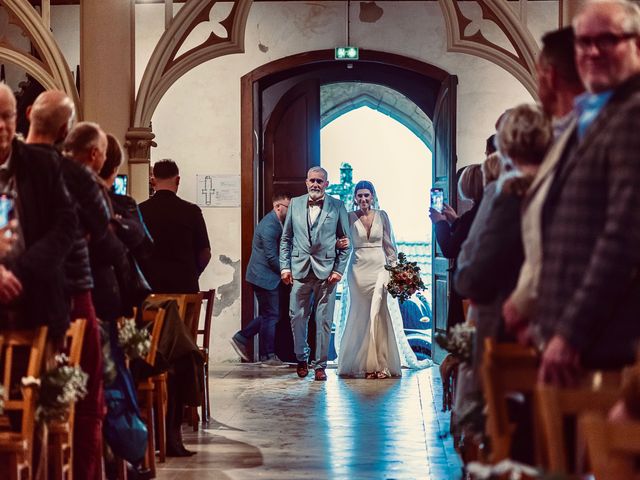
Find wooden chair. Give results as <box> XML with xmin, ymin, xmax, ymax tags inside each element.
<box><xmin>135</xmin><ymin>308</ymin><xmax>166</xmax><ymax>477</ymax></box>
<box><xmin>481</xmin><ymin>338</ymin><xmax>539</xmax><ymax>464</ymax></box>
<box><xmin>197</xmin><ymin>289</ymin><xmax>215</xmax><ymax>425</ymax></box>
<box><xmin>148</xmin><ymin>293</ymin><xmax>204</xmax><ymax>431</ymax></box>
<box><xmin>536</xmin><ymin>371</ymin><xmax>622</xmax><ymax>475</ymax></box>
<box><xmin>0</xmin><ymin>327</ymin><xmax>48</xmax><ymax>480</ymax></box>
<box><xmin>581</xmin><ymin>412</ymin><xmax>640</xmax><ymax>480</ymax></box>
<box><xmin>48</xmin><ymin>319</ymin><xmax>87</xmax><ymax>480</ymax></box>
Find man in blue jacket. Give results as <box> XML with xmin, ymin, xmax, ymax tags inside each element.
<box><xmin>231</xmin><ymin>192</ymin><xmax>291</xmax><ymax>365</ymax></box>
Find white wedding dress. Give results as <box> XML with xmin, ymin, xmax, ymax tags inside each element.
<box><xmin>337</xmin><ymin>209</ymin><xmax>431</xmax><ymax>377</ymax></box>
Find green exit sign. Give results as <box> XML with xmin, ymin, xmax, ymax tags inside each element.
<box><xmin>335</xmin><ymin>46</ymin><xmax>359</xmax><ymax>60</ymax></box>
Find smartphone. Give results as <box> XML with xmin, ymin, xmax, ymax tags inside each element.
<box><xmin>113</xmin><ymin>174</ymin><xmax>128</xmax><ymax>196</ymax></box>
<box><xmin>430</xmin><ymin>188</ymin><xmax>444</xmax><ymax>213</ymax></box>
<box><xmin>0</xmin><ymin>193</ymin><xmax>14</xmax><ymax>228</ymax></box>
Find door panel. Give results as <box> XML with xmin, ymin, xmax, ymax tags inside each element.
<box><xmin>262</xmin><ymin>79</ymin><xmax>320</xmax><ymax>361</ymax></box>
<box><xmin>431</xmin><ymin>74</ymin><xmax>458</xmax><ymax>364</ymax></box>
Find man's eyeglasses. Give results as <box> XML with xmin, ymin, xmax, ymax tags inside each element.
<box><xmin>574</xmin><ymin>32</ymin><xmax>638</xmax><ymax>51</ymax></box>
<box><xmin>0</xmin><ymin>111</ymin><xmax>16</xmax><ymax>122</ymax></box>
<box><xmin>306</xmin><ymin>178</ymin><xmax>325</xmax><ymax>184</ymax></box>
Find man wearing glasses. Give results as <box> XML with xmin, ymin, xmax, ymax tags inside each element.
<box><xmin>231</xmin><ymin>192</ymin><xmax>291</xmax><ymax>365</ymax></box>
<box><xmin>533</xmin><ymin>0</ymin><xmax>640</xmax><ymax>386</ymax></box>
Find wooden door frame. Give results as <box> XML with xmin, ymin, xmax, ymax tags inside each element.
<box><xmin>241</xmin><ymin>49</ymin><xmax>452</xmax><ymax>336</ymax></box>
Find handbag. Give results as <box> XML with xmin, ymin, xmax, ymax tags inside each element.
<box><xmin>103</xmin><ymin>321</ymin><xmax>148</xmax><ymax>464</ymax></box>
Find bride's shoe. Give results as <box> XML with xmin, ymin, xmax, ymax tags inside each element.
<box><xmin>376</xmin><ymin>371</ymin><xmax>389</xmax><ymax>379</ymax></box>
<box><xmin>365</xmin><ymin>372</ymin><xmax>377</xmax><ymax>379</ymax></box>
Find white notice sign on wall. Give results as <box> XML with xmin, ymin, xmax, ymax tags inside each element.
<box><xmin>196</xmin><ymin>175</ymin><xmax>241</xmax><ymax>207</ymax></box>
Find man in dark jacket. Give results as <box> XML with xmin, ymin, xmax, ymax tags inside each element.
<box><xmin>139</xmin><ymin>159</ymin><xmax>211</xmax><ymax>293</ymax></box>
<box><xmin>230</xmin><ymin>193</ymin><xmax>290</xmax><ymax>365</ymax></box>
<box><xmin>0</xmin><ymin>84</ymin><xmax>77</xmax><ymax>339</ymax></box>
<box><xmin>26</xmin><ymin>90</ymin><xmax>110</xmax><ymax>480</ymax></box>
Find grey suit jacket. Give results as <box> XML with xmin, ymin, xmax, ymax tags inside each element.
<box><xmin>279</xmin><ymin>194</ymin><xmax>351</xmax><ymax>280</ymax></box>
<box><xmin>535</xmin><ymin>74</ymin><xmax>640</xmax><ymax>368</ymax></box>
<box><xmin>246</xmin><ymin>210</ymin><xmax>283</xmax><ymax>291</ymax></box>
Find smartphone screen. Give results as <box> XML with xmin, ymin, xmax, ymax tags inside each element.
<box><xmin>113</xmin><ymin>174</ymin><xmax>128</xmax><ymax>195</ymax></box>
<box><xmin>0</xmin><ymin>193</ymin><xmax>14</xmax><ymax>228</ymax></box>
<box><xmin>430</xmin><ymin>188</ymin><xmax>444</xmax><ymax>213</ymax></box>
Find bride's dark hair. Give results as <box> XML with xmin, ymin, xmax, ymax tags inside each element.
<box><xmin>353</xmin><ymin>180</ymin><xmax>378</xmax><ymax>209</ymax></box>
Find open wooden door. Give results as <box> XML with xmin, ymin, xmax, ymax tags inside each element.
<box><xmin>431</xmin><ymin>74</ymin><xmax>458</xmax><ymax>364</ymax></box>
<box><xmin>262</xmin><ymin>79</ymin><xmax>320</xmax><ymax>361</ymax></box>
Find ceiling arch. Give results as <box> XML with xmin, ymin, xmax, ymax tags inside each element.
<box><xmin>0</xmin><ymin>0</ymin><xmax>79</xmax><ymax>114</ymax></box>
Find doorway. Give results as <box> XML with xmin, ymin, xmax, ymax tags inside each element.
<box><xmin>241</xmin><ymin>50</ymin><xmax>457</xmax><ymax>363</ymax></box>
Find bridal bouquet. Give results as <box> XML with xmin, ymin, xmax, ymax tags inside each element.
<box><xmin>118</xmin><ymin>317</ymin><xmax>152</xmax><ymax>360</ymax></box>
<box><xmin>24</xmin><ymin>353</ymin><xmax>89</xmax><ymax>423</ymax></box>
<box><xmin>385</xmin><ymin>252</ymin><xmax>426</xmax><ymax>303</ymax></box>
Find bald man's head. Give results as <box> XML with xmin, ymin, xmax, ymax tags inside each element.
<box><xmin>27</xmin><ymin>90</ymin><xmax>75</xmax><ymax>145</ymax></box>
<box><xmin>0</xmin><ymin>84</ymin><xmax>17</xmax><ymax>162</ymax></box>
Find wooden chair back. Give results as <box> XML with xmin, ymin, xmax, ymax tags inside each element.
<box><xmin>198</xmin><ymin>289</ymin><xmax>215</xmax><ymax>352</ymax></box>
<box><xmin>581</xmin><ymin>412</ymin><xmax>640</xmax><ymax>480</ymax></box>
<box><xmin>48</xmin><ymin>319</ymin><xmax>86</xmax><ymax>480</ymax></box>
<box><xmin>141</xmin><ymin>308</ymin><xmax>166</xmax><ymax>367</ymax></box>
<box><xmin>536</xmin><ymin>371</ymin><xmax>622</xmax><ymax>474</ymax></box>
<box><xmin>181</xmin><ymin>293</ymin><xmax>203</xmax><ymax>341</ymax></box>
<box><xmin>0</xmin><ymin>327</ymin><xmax>48</xmax><ymax>479</ymax></box>
<box><xmin>148</xmin><ymin>293</ymin><xmax>203</xmax><ymax>340</ymax></box>
<box><xmin>64</xmin><ymin>319</ymin><xmax>86</xmax><ymax>367</ymax></box>
<box><xmin>481</xmin><ymin>338</ymin><xmax>539</xmax><ymax>463</ymax></box>
<box><xmin>1</xmin><ymin>327</ymin><xmax>48</xmax><ymax>433</ymax></box>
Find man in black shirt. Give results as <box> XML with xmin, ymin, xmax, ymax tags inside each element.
<box><xmin>140</xmin><ymin>159</ymin><xmax>211</xmax><ymax>293</ymax></box>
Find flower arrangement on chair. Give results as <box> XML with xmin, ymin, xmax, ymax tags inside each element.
<box><xmin>385</xmin><ymin>252</ymin><xmax>426</xmax><ymax>303</ymax></box>
<box><xmin>22</xmin><ymin>354</ymin><xmax>88</xmax><ymax>423</ymax></box>
<box><xmin>118</xmin><ymin>317</ymin><xmax>152</xmax><ymax>360</ymax></box>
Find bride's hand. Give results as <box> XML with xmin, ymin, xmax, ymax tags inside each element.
<box><xmin>336</xmin><ymin>237</ymin><xmax>349</xmax><ymax>250</ymax></box>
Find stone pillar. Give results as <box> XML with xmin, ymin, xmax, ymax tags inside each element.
<box><xmin>125</xmin><ymin>127</ymin><xmax>156</xmax><ymax>203</ymax></box>
<box><xmin>80</xmin><ymin>0</ymin><xmax>134</xmax><ymax>169</ymax></box>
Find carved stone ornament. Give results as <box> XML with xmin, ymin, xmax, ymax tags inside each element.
<box><xmin>133</xmin><ymin>0</ymin><xmax>253</xmax><ymax>129</ymax></box>
<box><xmin>0</xmin><ymin>0</ymin><xmax>80</xmax><ymax>115</ymax></box>
<box><xmin>124</xmin><ymin>127</ymin><xmax>157</xmax><ymax>165</ymax></box>
<box><xmin>438</xmin><ymin>0</ymin><xmax>540</xmax><ymax>99</ymax></box>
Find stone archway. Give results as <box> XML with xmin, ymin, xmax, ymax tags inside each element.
<box><xmin>320</xmin><ymin>82</ymin><xmax>433</xmax><ymax>150</ymax></box>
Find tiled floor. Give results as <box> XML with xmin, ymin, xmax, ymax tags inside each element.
<box><xmin>156</xmin><ymin>364</ymin><xmax>463</xmax><ymax>480</ymax></box>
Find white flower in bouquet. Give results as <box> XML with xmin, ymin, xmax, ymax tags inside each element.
<box><xmin>118</xmin><ymin>317</ymin><xmax>151</xmax><ymax>360</ymax></box>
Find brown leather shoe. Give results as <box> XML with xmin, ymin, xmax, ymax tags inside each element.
<box><xmin>296</xmin><ymin>361</ymin><xmax>309</xmax><ymax>378</ymax></box>
<box><xmin>314</xmin><ymin>368</ymin><xmax>327</xmax><ymax>381</ymax></box>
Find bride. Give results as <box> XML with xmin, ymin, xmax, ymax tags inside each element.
<box><xmin>336</xmin><ymin>180</ymin><xmax>431</xmax><ymax>379</ymax></box>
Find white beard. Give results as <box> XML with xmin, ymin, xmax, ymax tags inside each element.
<box><xmin>308</xmin><ymin>190</ymin><xmax>323</xmax><ymax>200</ymax></box>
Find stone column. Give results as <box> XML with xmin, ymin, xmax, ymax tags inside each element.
<box><xmin>80</xmin><ymin>0</ymin><xmax>135</xmax><ymax>179</ymax></box>
<box><xmin>125</xmin><ymin>127</ymin><xmax>156</xmax><ymax>203</ymax></box>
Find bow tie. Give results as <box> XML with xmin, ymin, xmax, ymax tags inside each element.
<box><xmin>308</xmin><ymin>198</ymin><xmax>324</xmax><ymax>207</ymax></box>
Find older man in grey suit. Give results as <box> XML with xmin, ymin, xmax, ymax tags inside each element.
<box><xmin>534</xmin><ymin>0</ymin><xmax>640</xmax><ymax>386</ymax></box>
<box><xmin>280</xmin><ymin>166</ymin><xmax>351</xmax><ymax>381</ymax></box>
<box><xmin>231</xmin><ymin>192</ymin><xmax>291</xmax><ymax>365</ymax></box>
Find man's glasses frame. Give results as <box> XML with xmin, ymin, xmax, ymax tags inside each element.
<box><xmin>574</xmin><ymin>32</ymin><xmax>638</xmax><ymax>51</ymax></box>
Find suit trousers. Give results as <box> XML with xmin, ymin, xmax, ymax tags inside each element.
<box><xmin>290</xmin><ymin>271</ymin><xmax>337</xmax><ymax>369</ymax></box>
